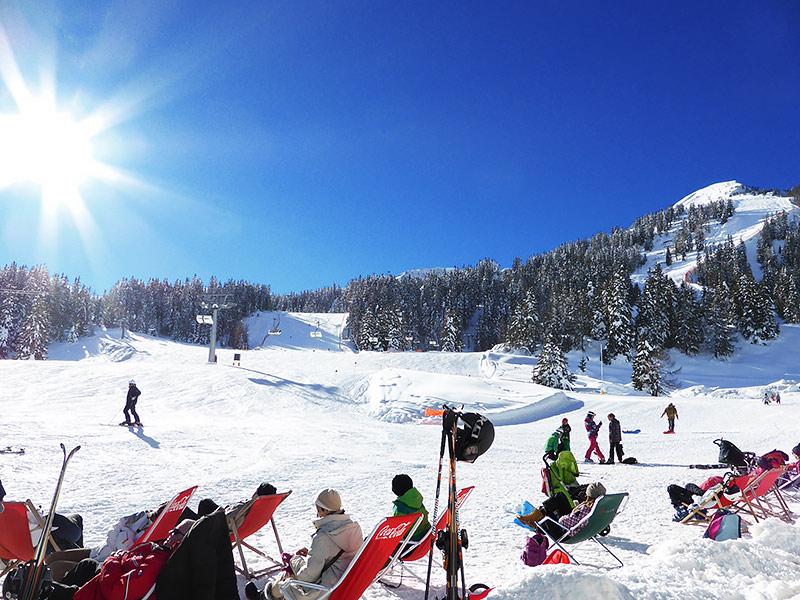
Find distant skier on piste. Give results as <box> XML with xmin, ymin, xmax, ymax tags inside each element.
<box><xmin>661</xmin><ymin>403</ymin><xmax>678</xmax><ymax>433</ymax></box>
<box><xmin>121</xmin><ymin>380</ymin><xmax>142</xmax><ymax>426</ymax></box>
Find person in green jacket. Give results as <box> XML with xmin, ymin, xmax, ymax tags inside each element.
<box><xmin>544</xmin><ymin>420</ymin><xmax>571</xmax><ymax>460</ymax></box>
<box><xmin>391</xmin><ymin>474</ymin><xmax>430</xmax><ymax>541</ymax></box>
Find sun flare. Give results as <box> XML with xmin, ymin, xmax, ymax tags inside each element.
<box><xmin>0</xmin><ymin>97</ymin><xmax>98</xmax><ymax>207</ymax></box>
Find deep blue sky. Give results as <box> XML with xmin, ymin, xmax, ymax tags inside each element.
<box><xmin>0</xmin><ymin>1</ymin><xmax>798</xmax><ymax>293</ymax></box>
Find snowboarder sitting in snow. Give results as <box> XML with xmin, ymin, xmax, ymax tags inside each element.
<box><xmin>245</xmin><ymin>489</ymin><xmax>363</xmax><ymax>600</ymax></box>
<box><xmin>391</xmin><ymin>474</ymin><xmax>430</xmax><ymax>542</ymax></box>
<box><xmin>661</xmin><ymin>403</ymin><xmax>678</xmax><ymax>433</ymax></box>
<box><xmin>122</xmin><ymin>380</ymin><xmax>142</xmax><ymax>426</ymax></box>
<box><xmin>584</xmin><ymin>412</ymin><xmax>605</xmax><ymax>463</ymax></box>
<box><xmin>607</xmin><ymin>414</ymin><xmax>623</xmax><ymax>464</ymax></box>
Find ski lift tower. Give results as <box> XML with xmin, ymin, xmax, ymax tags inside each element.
<box><xmin>199</xmin><ymin>293</ymin><xmax>236</xmax><ymax>364</ymax></box>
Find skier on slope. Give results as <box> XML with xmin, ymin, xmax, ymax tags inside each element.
<box><xmin>121</xmin><ymin>380</ymin><xmax>142</xmax><ymax>426</ymax></box>
<box><xmin>584</xmin><ymin>412</ymin><xmax>605</xmax><ymax>464</ymax></box>
<box><xmin>661</xmin><ymin>403</ymin><xmax>678</xmax><ymax>433</ymax></box>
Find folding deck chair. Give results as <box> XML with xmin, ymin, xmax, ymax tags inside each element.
<box><xmin>679</xmin><ymin>473</ymin><xmax>753</xmax><ymax>525</ymax></box>
<box><xmin>135</xmin><ymin>485</ymin><xmax>197</xmax><ymax>545</ymax></box>
<box><xmin>228</xmin><ymin>491</ymin><xmax>292</xmax><ymax>580</ymax></box>
<box><xmin>521</xmin><ymin>493</ymin><xmax>629</xmax><ymax>567</ymax></box>
<box><xmin>400</xmin><ymin>486</ymin><xmax>474</xmax><ymax>564</ymax></box>
<box><xmin>280</xmin><ymin>513</ymin><xmax>422</xmax><ymax>600</ymax></box>
<box><xmin>0</xmin><ymin>501</ymin><xmax>62</xmax><ymax>578</ymax></box>
<box><xmin>778</xmin><ymin>462</ymin><xmax>800</xmax><ymax>495</ymax></box>
<box><xmin>378</xmin><ymin>486</ymin><xmax>474</xmax><ymax>588</ymax></box>
<box><xmin>730</xmin><ymin>468</ymin><xmax>793</xmax><ymax>523</ymax></box>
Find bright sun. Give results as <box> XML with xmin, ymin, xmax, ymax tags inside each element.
<box><xmin>0</xmin><ymin>98</ymin><xmax>97</xmax><ymax>207</ymax></box>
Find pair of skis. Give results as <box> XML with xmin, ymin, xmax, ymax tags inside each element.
<box><xmin>423</xmin><ymin>407</ymin><xmax>489</xmax><ymax>600</ymax></box>
<box><xmin>17</xmin><ymin>444</ymin><xmax>80</xmax><ymax>600</ymax></box>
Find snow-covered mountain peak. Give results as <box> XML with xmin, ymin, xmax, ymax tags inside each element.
<box><xmin>673</xmin><ymin>180</ymin><xmax>743</xmax><ymax>209</ymax></box>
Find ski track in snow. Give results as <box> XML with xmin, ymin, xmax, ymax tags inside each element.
<box><xmin>1</xmin><ymin>325</ymin><xmax>799</xmax><ymax>599</ymax></box>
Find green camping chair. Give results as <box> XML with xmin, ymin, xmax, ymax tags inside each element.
<box><xmin>534</xmin><ymin>493</ymin><xmax>628</xmax><ymax>567</ymax></box>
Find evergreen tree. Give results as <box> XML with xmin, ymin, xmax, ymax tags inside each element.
<box><xmin>703</xmin><ymin>286</ymin><xmax>735</xmax><ymax>359</ymax></box>
<box><xmin>631</xmin><ymin>337</ymin><xmax>662</xmax><ymax>396</ymax></box>
<box><xmin>506</xmin><ymin>289</ymin><xmax>539</xmax><ymax>352</ymax></box>
<box><xmin>673</xmin><ymin>283</ymin><xmax>703</xmax><ymax>355</ymax></box>
<box><xmin>604</xmin><ymin>266</ymin><xmax>634</xmax><ymax>362</ymax></box>
<box><xmin>440</xmin><ymin>311</ymin><xmax>463</xmax><ymax>352</ymax></box>
<box><xmin>16</xmin><ymin>269</ymin><xmax>50</xmax><ymax>360</ymax></box>
<box><xmin>532</xmin><ymin>335</ymin><xmax>575</xmax><ymax>389</ymax></box>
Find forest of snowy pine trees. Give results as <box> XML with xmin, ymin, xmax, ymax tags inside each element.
<box><xmin>2</xmin><ymin>189</ymin><xmax>800</xmax><ymax>398</ymax></box>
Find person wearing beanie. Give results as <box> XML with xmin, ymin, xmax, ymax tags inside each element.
<box><xmin>792</xmin><ymin>444</ymin><xmax>800</xmax><ymax>460</ymax></box>
<box><xmin>584</xmin><ymin>412</ymin><xmax>605</xmax><ymax>463</ymax></box>
<box><xmin>557</xmin><ymin>481</ymin><xmax>607</xmax><ymax>535</ymax></box>
<box><xmin>391</xmin><ymin>474</ymin><xmax>430</xmax><ymax>542</ymax></box>
<box><xmin>247</xmin><ymin>489</ymin><xmax>363</xmax><ymax>600</ymax></box>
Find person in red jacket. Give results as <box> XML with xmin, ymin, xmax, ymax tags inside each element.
<box><xmin>73</xmin><ymin>520</ymin><xmax>192</xmax><ymax>600</ymax></box>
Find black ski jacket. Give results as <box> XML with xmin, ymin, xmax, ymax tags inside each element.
<box><xmin>127</xmin><ymin>385</ymin><xmax>141</xmax><ymax>402</ymax></box>
<box><xmin>609</xmin><ymin>418</ymin><xmax>622</xmax><ymax>443</ymax></box>
<box><xmin>156</xmin><ymin>510</ymin><xmax>239</xmax><ymax>600</ymax></box>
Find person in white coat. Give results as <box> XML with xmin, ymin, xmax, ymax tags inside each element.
<box><xmin>246</xmin><ymin>489</ymin><xmax>363</xmax><ymax>600</ymax></box>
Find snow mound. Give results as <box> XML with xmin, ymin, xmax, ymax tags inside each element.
<box><xmin>490</xmin><ymin>570</ymin><xmax>636</xmax><ymax>600</ymax></box>
<box><xmin>350</xmin><ymin>367</ymin><xmax>581</xmax><ymax>424</ymax></box>
<box><xmin>48</xmin><ymin>329</ymin><xmax>140</xmax><ymax>362</ymax></box>
<box><xmin>245</xmin><ymin>311</ymin><xmax>353</xmax><ymax>352</ymax></box>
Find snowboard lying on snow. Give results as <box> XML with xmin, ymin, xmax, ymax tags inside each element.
<box><xmin>0</xmin><ymin>446</ymin><xmax>25</xmax><ymax>455</ymax></box>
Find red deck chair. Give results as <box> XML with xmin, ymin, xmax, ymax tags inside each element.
<box><xmin>228</xmin><ymin>491</ymin><xmax>292</xmax><ymax>579</ymax></box>
<box><xmin>731</xmin><ymin>468</ymin><xmax>793</xmax><ymax>523</ymax></box>
<box><xmin>679</xmin><ymin>473</ymin><xmax>753</xmax><ymax>525</ymax></box>
<box><xmin>0</xmin><ymin>501</ymin><xmax>63</xmax><ymax>578</ymax></box>
<box><xmin>401</xmin><ymin>486</ymin><xmax>474</xmax><ymax>563</ymax></box>
<box><xmin>134</xmin><ymin>486</ymin><xmax>197</xmax><ymax>545</ymax></box>
<box><xmin>280</xmin><ymin>513</ymin><xmax>422</xmax><ymax>600</ymax></box>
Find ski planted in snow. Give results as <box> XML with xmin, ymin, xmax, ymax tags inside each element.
<box><xmin>19</xmin><ymin>443</ymin><xmax>80</xmax><ymax>600</ymax></box>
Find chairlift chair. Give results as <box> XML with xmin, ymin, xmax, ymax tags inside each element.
<box><xmin>268</xmin><ymin>317</ymin><xmax>282</xmax><ymax>336</ymax></box>
<box><xmin>310</xmin><ymin>320</ymin><xmax>323</xmax><ymax>338</ymax></box>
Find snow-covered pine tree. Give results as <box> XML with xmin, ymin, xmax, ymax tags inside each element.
<box><xmin>531</xmin><ymin>335</ymin><xmax>575</xmax><ymax>389</ymax></box>
<box><xmin>578</xmin><ymin>356</ymin><xmax>587</xmax><ymax>372</ymax></box>
<box><xmin>703</xmin><ymin>286</ymin><xmax>735</xmax><ymax>358</ymax></box>
<box><xmin>736</xmin><ymin>274</ymin><xmax>779</xmax><ymax>344</ymax></box>
<box><xmin>631</xmin><ymin>336</ymin><xmax>662</xmax><ymax>396</ymax></box>
<box><xmin>506</xmin><ymin>288</ymin><xmax>539</xmax><ymax>352</ymax></box>
<box><xmin>440</xmin><ymin>311</ymin><xmax>463</xmax><ymax>352</ymax></box>
<box><xmin>387</xmin><ymin>308</ymin><xmax>403</xmax><ymax>351</ymax></box>
<box><xmin>16</xmin><ymin>269</ymin><xmax>50</xmax><ymax>360</ymax></box>
<box><xmin>604</xmin><ymin>266</ymin><xmax>634</xmax><ymax>362</ymax></box>
<box><xmin>673</xmin><ymin>282</ymin><xmax>702</xmax><ymax>355</ymax></box>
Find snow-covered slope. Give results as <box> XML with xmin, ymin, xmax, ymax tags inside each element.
<box><xmin>245</xmin><ymin>311</ymin><xmax>354</xmax><ymax>352</ymax></box>
<box><xmin>2</xmin><ymin>334</ymin><xmax>798</xmax><ymax>599</ymax></box>
<box><xmin>632</xmin><ymin>181</ymin><xmax>799</xmax><ymax>287</ymax></box>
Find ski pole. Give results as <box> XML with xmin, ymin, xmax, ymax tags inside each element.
<box><xmin>424</xmin><ymin>408</ymin><xmax>449</xmax><ymax>600</ymax></box>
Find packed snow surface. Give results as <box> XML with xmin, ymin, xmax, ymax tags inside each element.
<box><xmin>2</xmin><ymin>328</ymin><xmax>799</xmax><ymax>599</ymax></box>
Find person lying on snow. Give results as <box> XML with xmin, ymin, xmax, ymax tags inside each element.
<box><xmin>518</xmin><ymin>482</ymin><xmax>608</xmax><ymax>538</ymax></box>
<box><xmin>245</xmin><ymin>489</ymin><xmax>363</xmax><ymax>600</ymax></box>
<box><xmin>667</xmin><ymin>475</ymin><xmax>724</xmax><ymax>519</ymax></box>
